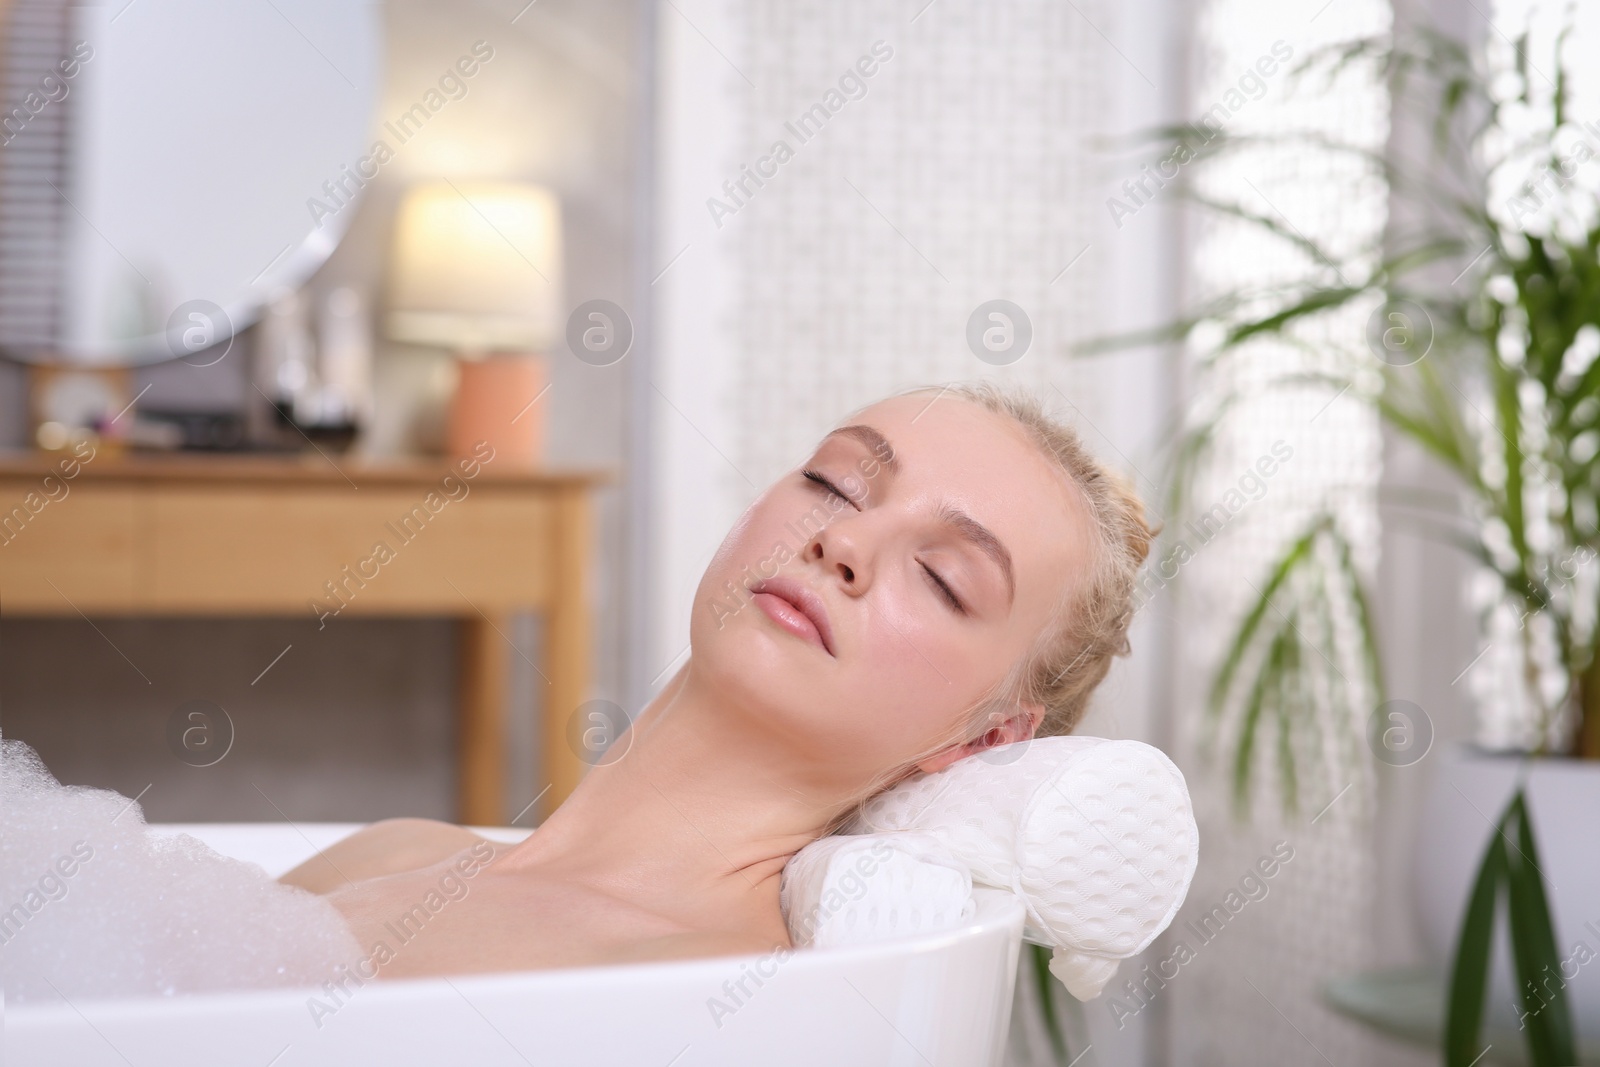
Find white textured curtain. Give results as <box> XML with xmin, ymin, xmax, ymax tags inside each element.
<box><xmin>1162</xmin><ymin>0</ymin><xmax>1402</xmax><ymax>1065</ymax></box>
<box><xmin>1468</xmin><ymin>0</ymin><xmax>1600</xmax><ymax>751</ymax></box>
<box><xmin>652</xmin><ymin>1</ymin><xmax>1174</xmax><ymax>1061</ymax></box>
<box><xmin>651</xmin><ymin>0</ymin><xmax>1169</xmax><ymax>702</ymax></box>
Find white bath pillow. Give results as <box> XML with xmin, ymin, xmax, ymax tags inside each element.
<box><xmin>778</xmin><ymin>735</ymin><xmax>1198</xmax><ymax>1001</ymax></box>
<box><xmin>778</xmin><ymin>831</ymin><xmax>975</xmax><ymax>949</ymax></box>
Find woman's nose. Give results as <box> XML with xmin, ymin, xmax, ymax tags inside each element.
<box><xmin>809</xmin><ymin>539</ymin><xmax>855</xmax><ymax>584</ymax></box>
<box><xmin>809</xmin><ymin>519</ymin><xmax>869</xmax><ymax>593</ymax></box>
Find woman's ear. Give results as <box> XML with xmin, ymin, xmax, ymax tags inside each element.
<box><xmin>911</xmin><ymin>700</ymin><xmax>1045</xmax><ymax>775</ymax></box>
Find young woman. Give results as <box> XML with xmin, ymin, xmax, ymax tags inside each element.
<box><xmin>279</xmin><ymin>381</ymin><xmax>1154</xmax><ymax>979</ymax></box>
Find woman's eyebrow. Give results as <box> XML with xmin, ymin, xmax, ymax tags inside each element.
<box><xmin>823</xmin><ymin>424</ymin><xmax>898</xmax><ymax>475</ymax></box>
<box><xmin>820</xmin><ymin>425</ymin><xmax>1014</xmax><ymax>604</ymax></box>
<box><xmin>937</xmin><ymin>503</ymin><xmax>1015</xmax><ymax>606</ymax></box>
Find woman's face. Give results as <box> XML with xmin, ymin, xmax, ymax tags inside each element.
<box><xmin>689</xmin><ymin>393</ymin><xmax>1092</xmax><ymax>789</ymax></box>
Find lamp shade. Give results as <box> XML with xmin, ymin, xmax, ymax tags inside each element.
<box><xmin>386</xmin><ymin>181</ymin><xmax>563</xmax><ymax>352</ymax></box>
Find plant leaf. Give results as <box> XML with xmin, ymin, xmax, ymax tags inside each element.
<box><xmin>1208</xmin><ymin>518</ymin><xmax>1325</xmax><ymax>719</ymax></box>
<box><xmin>1445</xmin><ymin>816</ymin><xmax>1507</xmax><ymax>1067</ymax></box>
<box><xmin>1233</xmin><ymin>617</ymin><xmax>1291</xmax><ymax>815</ymax></box>
<box><xmin>1504</xmin><ymin>792</ymin><xmax>1578</xmax><ymax>1065</ymax></box>
<box><xmin>1028</xmin><ymin>942</ymin><xmax>1069</xmax><ymax>1063</ymax></box>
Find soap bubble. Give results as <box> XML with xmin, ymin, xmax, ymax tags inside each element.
<box><xmin>1</xmin><ymin>736</ymin><xmax>361</xmax><ymax>1004</ymax></box>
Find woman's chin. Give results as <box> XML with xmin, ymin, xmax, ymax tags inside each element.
<box><xmin>699</xmin><ymin>626</ymin><xmax>815</xmax><ymax>693</ymax></box>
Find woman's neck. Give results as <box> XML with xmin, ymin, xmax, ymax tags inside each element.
<box><xmin>497</xmin><ymin>664</ymin><xmax>843</xmax><ymax>932</ymax></box>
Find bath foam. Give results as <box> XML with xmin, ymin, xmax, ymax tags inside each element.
<box><xmin>1</xmin><ymin>737</ymin><xmax>363</xmax><ymax>1004</ymax></box>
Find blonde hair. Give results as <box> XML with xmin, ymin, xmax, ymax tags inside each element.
<box><xmin>941</xmin><ymin>381</ymin><xmax>1158</xmax><ymax>735</ymax></box>
<box><xmin>820</xmin><ymin>380</ymin><xmax>1158</xmax><ymax>835</ymax></box>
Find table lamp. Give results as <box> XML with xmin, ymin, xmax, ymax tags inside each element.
<box><xmin>387</xmin><ymin>180</ymin><xmax>563</xmax><ymax>465</ymax></box>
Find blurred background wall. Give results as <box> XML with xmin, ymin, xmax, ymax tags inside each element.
<box><xmin>0</xmin><ymin>0</ymin><xmax>645</xmax><ymax>824</ymax></box>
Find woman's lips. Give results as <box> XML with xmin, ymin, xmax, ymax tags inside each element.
<box><xmin>749</xmin><ymin>578</ymin><xmax>835</xmax><ymax>657</ymax></box>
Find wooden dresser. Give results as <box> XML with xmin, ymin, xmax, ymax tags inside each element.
<box><xmin>0</xmin><ymin>449</ymin><xmax>608</xmax><ymax>826</ymax></box>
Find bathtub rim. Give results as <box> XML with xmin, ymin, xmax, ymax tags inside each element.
<box><xmin>8</xmin><ymin>816</ymin><xmax>1027</xmax><ymax>1023</ymax></box>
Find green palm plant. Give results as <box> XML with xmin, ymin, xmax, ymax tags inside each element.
<box><xmin>1067</xmin><ymin>19</ymin><xmax>1597</xmax><ymax>1067</ymax></box>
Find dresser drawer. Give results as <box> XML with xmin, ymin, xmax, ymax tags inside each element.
<box><xmin>0</xmin><ymin>480</ymin><xmax>555</xmax><ymax>615</ymax></box>
<box><xmin>0</xmin><ymin>480</ymin><xmax>139</xmax><ymax>611</ymax></box>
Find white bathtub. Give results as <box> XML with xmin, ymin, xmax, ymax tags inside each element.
<box><xmin>8</xmin><ymin>822</ymin><xmax>1026</xmax><ymax>1067</ymax></box>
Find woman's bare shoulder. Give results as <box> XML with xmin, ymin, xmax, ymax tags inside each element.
<box><xmin>277</xmin><ymin>817</ymin><xmax>500</xmax><ymax>895</ymax></box>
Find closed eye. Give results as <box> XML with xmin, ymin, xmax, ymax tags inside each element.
<box><xmin>801</xmin><ymin>468</ymin><xmax>860</xmax><ymax>509</ymax></box>
<box><xmin>920</xmin><ymin>561</ymin><xmax>966</xmax><ymax>615</ymax></box>
<box><xmin>802</xmin><ymin>466</ymin><xmax>966</xmax><ymax>614</ymax></box>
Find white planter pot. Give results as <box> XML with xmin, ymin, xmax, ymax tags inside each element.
<box><xmin>1415</xmin><ymin>743</ymin><xmax>1600</xmax><ymax>1033</ymax></box>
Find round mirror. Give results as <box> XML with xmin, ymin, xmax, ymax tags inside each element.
<box><xmin>0</xmin><ymin>0</ymin><xmax>382</xmax><ymax>366</ymax></box>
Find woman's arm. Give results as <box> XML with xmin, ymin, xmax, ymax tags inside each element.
<box><xmin>277</xmin><ymin>818</ymin><xmax>497</xmax><ymax>894</ymax></box>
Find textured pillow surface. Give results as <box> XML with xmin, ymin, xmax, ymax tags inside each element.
<box><xmin>779</xmin><ymin>735</ymin><xmax>1198</xmax><ymax>1000</ymax></box>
